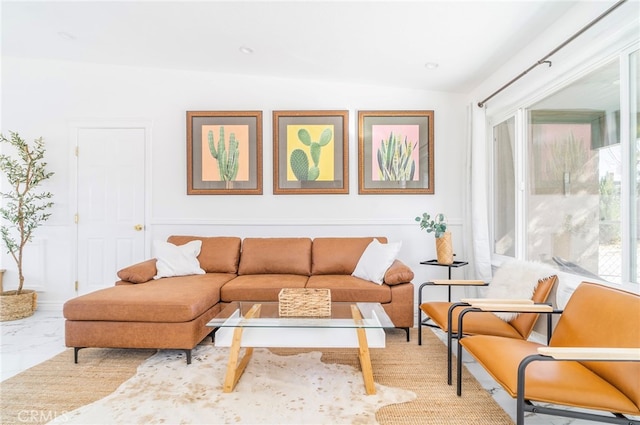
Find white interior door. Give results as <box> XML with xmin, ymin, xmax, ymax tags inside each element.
<box><xmin>76</xmin><ymin>127</ymin><xmax>146</xmax><ymax>294</ymax></box>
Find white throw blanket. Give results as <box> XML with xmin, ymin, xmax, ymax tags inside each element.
<box><xmin>485</xmin><ymin>260</ymin><xmax>556</xmax><ymax>321</ymax></box>
<box><xmin>49</xmin><ymin>345</ymin><xmax>416</xmax><ymax>425</ymax></box>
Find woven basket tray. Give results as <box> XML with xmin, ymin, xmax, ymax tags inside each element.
<box><xmin>278</xmin><ymin>288</ymin><xmax>331</xmax><ymax>317</ymax></box>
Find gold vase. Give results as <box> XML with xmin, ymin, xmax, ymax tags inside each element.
<box><xmin>435</xmin><ymin>232</ymin><xmax>454</xmax><ymax>264</ymax></box>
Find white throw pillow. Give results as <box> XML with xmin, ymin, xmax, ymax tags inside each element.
<box><xmin>352</xmin><ymin>239</ymin><xmax>402</xmax><ymax>284</ymax></box>
<box><xmin>485</xmin><ymin>260</ymin><xmax>555</xmax><ymax>321</ymax></box>
<box><xmin>153</xmin><ymin>240</ymin><xmax>205</xmax><ymax>279</ymax></box>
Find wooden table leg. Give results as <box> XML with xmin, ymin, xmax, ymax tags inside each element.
<box><xmin>223</xmin><ymin>304</ymin><xmax>261</xmax><ymax>393</ymax></box>
<box><xmin>351</xmin><ymin>304</ymin><xmax>376</xmax><ymax>395</ymax></box>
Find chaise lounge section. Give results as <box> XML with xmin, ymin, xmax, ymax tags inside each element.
<box><xmin>64</xmin><ymin>236</ymin><xmax>415</xmax><ymax>363</ymax></box>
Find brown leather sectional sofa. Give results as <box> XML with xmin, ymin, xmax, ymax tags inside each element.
<box><xmin>64</xmin><ymin>236</ymin><xmax>415</xmax><ymax>363</ymax></box>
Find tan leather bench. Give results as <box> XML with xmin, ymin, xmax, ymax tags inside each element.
<box><xmin>420</xmin><ymin>274</ymin><xmax>557</xmax><ymax>389</ymax></box>
<box><xmin>460</xmin><ymin>282</ymin><xmax>640</xmax><ymax>425</ymax></box>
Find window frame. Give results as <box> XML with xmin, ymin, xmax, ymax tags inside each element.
<box><xmin>487</xmin><ymin>45</ymin><xmax>639</xmax><ymax>290</ymax></box>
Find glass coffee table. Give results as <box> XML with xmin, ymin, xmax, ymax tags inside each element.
<box><xmin>207</xmin><ymin>302</ymin><xmax>395</xmax><ymax>395</ymax></box>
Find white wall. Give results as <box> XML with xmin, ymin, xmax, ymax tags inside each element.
<box><xmin>4</xmin><ymin>1</ymin><xmax>637</xmax><ymax>314</ymax></box>
<box><xmin>1</xmin><ymin>56</ymin><xmax>470</xmax><ymax>310</ymax></box>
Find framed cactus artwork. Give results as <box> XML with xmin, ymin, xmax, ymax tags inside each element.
<box><xmin>358</xmin><ymin>110</ymin><xmax>434</xmax><ymax>194</ymax></box>
<box><xmin>186</xmin><ymin>111</ymin><xmax>262</xmax><ymax>194</ymax></box>
<box><xmin>273</xmin><ymin>110</ymin><xmax>349</xmax><ymax>194</ymax></box>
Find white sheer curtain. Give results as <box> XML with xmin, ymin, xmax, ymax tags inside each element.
<box><xmin>463</xmin><ymin>103</ymin><xmax>492</xmax><ymax>284</ymax></box>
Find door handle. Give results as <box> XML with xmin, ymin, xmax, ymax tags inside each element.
<box><xmin>134</xmin><ymin>224</ymin><xmax>144</xmax><ymax>231</ymax></box>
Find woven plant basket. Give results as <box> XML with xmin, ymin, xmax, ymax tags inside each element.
<box><xmin>0</xmin><ymin>289</ymin><xmax>37</xmax><ymax>321</ymax></box>
<box><xmin>435</xmin><ymin>232</ymin><xmax>454</xmax><ymax>265</ymax></box>
<box><xmin>278</xmin><ymin>288</ymin><xmax>331</xmax><ymax>317</ymax></box>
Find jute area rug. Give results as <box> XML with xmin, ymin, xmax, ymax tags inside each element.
<box><xmin>0</xmin><ymin>328</ymin><xmax>514</xmax><ymax>425</ymax></box>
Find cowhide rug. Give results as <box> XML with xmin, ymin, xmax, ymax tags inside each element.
<box><xmin>49</xmin><ymin>345</ymin><xmax>416</xmax><ymax>424</ymax></box>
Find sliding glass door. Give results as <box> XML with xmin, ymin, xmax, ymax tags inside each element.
<box><xmin>491</xmin><ymin>49</ymin><xmax>639</xmax><ymax>286</ymax></box>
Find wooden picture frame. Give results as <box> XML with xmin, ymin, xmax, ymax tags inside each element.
<box><xmin>186</xmin><ymin>111</ymin><xmax>262</xmax><ymax>195</ymax></box>
<box><xmin>273</xmin><ymin>110</ymin><xmax>349</xmax><ymax>194</ymax></box>
<box><xmin>358</xmin><ymin>110</ymin><xmax>434</xmax><ymax>194</ymax></box>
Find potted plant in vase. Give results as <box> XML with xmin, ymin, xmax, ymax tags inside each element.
<box><xmin>0</xmin><ymin>132</ymin><xmax>54</xmax><ymax>321</ymax></box>
<box><xmin>415</xmin><ymin>212</ymin><xmax>453</xmax><ymax>264</ymax></box>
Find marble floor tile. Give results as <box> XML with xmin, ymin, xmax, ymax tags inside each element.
<box><xmin>1</xmin><ymin>309</ymin><xmax>66</xmax><ymax>382</ymax></box>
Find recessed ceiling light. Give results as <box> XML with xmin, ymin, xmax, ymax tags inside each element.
<box><xmin>239</xmin><ymin>46</ymin><xmax>254</xmax><ymax>54</ymax></box>
<box><xmin>425</xmin><ymin>62</ymin><xmax>439</xmax><ymax>70</ymax></box>
<box><xmin>57</xmin><ymin>31</ymin><xmax>76</xmax><ymax>41</ymax></box>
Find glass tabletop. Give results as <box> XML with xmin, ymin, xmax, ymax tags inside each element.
<box><xmin>206</xmin><ymin>301</ymin><xmax>395</xmax><ymax>329</ymax></box>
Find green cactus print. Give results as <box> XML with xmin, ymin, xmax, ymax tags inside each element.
<box><xmin>290</xmin><ymin>149</ymin><xmax>310</xmax><ymax>181</ymax></box>
<box><xmin>289</xmin><ymin>127</ymin><xmax>332</xmax><ymax>181</ymax></box>
<box><xmin>208</xmin><ymin>127</ymin><xmax>239</xmax><ymax>181</ymax></box>
<box><xmin>376</xmin><ymin>132</ymin><xmax>416</xmax><ymax>181</ymax></box>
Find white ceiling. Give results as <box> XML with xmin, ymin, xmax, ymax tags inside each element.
<box><xmin>1</xmin><ymin>0</ymin><xmax>614</xmax><ymax>93</ymax></box>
